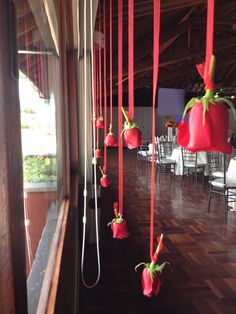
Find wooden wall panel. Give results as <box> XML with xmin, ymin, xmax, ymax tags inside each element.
<box><xmin>0</xmin><ymin>1</ymin><xmax>27</xmax><ymax>313</ymax></box>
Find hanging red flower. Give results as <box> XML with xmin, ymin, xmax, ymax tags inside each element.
<box><xmin>104</xmin><ymin>132</ymin><xmax>118</xmax><ymax>147</ymax></box>
<box><xmin>99</xmin><ymin>166</ymin><xmax>109</xmax><ymax>188</ymax></box>
<box><xmin>178</xmin><ymin>55</ymin><xmax>235</xmax><ymax>153</ymax></box>
<box><xmin>135</xmin><ymin>235</ymin><xmax>168</xmax><ymax>297</ymax></box>
<box><xmin>121</xmin><ymin>107</ymin><xmax>142</xmax><ymax>149</ymax></box>
<box><xmin>95</xmin><ymin>148</ymin><xmax>101</xmax><ymax>159</ymax></box>
<box><xmin>96</xmin><ymin>116</ymin><xmax>105</xmax><ymax>129</ymax></box>
<box><xmin>107</xmin><ymin>202</ymin><xmax>129</xmax><ymax>239</ymax></box>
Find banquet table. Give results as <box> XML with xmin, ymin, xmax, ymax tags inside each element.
<box><xmin>169</xmin><ymin>147</ymin><xmax>208</xmax><ymax>175</ymax></box>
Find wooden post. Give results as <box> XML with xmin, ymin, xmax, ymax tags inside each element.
<box><xmin>0</xmin><ymin>1</ymin><xmax>27</xmax><ymax>313</ymax></box>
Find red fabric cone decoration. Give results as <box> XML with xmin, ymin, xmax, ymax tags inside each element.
<box><xmin>178</xmin><ymin>55</ymin><xmax>235</xmax><ymax>153</ymax></box>
<box><xmin>96</xmin><ymin>116</ymin><xmax>104</xmax><ymax>129</ymax></box>
<box><xmin>95</xmin><ymin>148</ymin><xmax>101</xmax><ymax>159</ymax></box>
<box><xmin>135</xmin><ymin>235</ymin><xmax>168</xmax><ymax>297</ymax></box>
<box><xmin>107</xmin><ymin>202</ymin><xmax>129</xmax><ymax>239</ymax></box>
<box><xmin>121</xmin><ymin>107</ymin><xmax>142</xmax><ymax>149</ymax></box>
<box><xmin>99</xmin><ymin>166</ymin><xmax>109</xmax><ymax>188</ymax></box>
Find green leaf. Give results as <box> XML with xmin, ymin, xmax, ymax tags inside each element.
<box><xmin>135</xmin><ymin>262</ymin><xmax>146</xmax><ymax>272</ymax></box>
<box><xmin>182</xmin><ymin>98</ymin><xmax>198</xmax><ymax>120</ymax></box>
<box><xmin>154</xmin><ymin>261</ymin><xmax>169</xmax><ymax>273</ymax></box>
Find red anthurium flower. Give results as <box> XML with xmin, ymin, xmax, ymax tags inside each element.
<box><xmin>104</xmin><ymin>132</ymin><xmax>118</xmax><ymax>147</ymax></box>
<box><xmin>121</xmin><ymin>107</ymin><xmax>142</xmax><ymax>149</ymax></box>
<box><xmin>107</xmin><ymin>203</ymin><xmax>129</xmax><ymax>239</ymax></box>
<box><xmin>96</xmin><ymin>116</ymin><xmax>105</xmax><ymax>129</ymax></box>
<box><xmin>95</xmin><ymin>148</ymin><xmax>101</xmax><ymax>159</ymax></box>
<box><xmin>135</xmin><ymin>235</ymin><xmax>168</xmax><ymax>298</ymax></box>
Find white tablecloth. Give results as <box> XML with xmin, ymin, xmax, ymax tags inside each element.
<box><xmin>169</xmin><ymin>147</ymin><xmax>208</xmax><ymax>175</ymax></box>
<box><xmin>227</xmin><ymin>158</ymin><xmax>236</xmax><ymax>210</ymax></box>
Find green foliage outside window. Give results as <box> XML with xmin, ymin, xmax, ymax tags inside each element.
<box><xmin>23</xmin><ymin>155</ymin><xmax>57</xmax><ymax>183</ymax></box>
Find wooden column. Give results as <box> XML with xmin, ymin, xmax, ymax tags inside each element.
<box><xmin>0</xmin><ymin>1</ymin><xmax>27</xmax><ymax>313</ymax></box>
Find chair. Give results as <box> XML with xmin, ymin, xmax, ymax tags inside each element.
<box><xmin>159</xmin><ymin>141</ymin><xmax>173</xmax><ymax>158</ymax></box>
<box><xmin>207</xmin><ymin>154</ymin><xmax>236</xmax><ymax>220</ymax></box>
<box><xmin>207</xmin><ymin>152</ymin><xmax>224</xmax><ymax>180</ymax></box>
<box><xmin>155</xmin><ymin>144</ymin><xmax>176</xmax><ymax>180</ymax></box>
<box><xmin>137</xmin><ymin>142</ymin><xmax>148</xmax><ymax>162</ymax></box>
<box><xmin>181</xmin><ymin>148</ymin><xmax>206</xmax><ymax>186</ymax></box>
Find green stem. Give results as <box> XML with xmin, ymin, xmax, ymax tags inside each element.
<box><xmin>99</xmin><ymin>166</ymin><xmax>104</xmax><ymax>176</ymax></box>
<box><xmin>121</xmin><ymin>107</ymin><xmax>129</xmax><ymax>122</ymax></box>
<box><xmin>204</xmin><ymin>89</ymin><xmax>214</xmax><ymax>99</ymax></box>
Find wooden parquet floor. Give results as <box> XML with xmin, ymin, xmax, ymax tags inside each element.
<box><xmin>79</xmin><ymin>149</ymin><xmax>236</xmax><ymax>314</ymax></box>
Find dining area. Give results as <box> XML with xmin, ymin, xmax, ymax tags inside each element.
<box><xmin>137</xmin><ymin>137</ymin><xmax>236</xmax><ymax>220</ymax></box>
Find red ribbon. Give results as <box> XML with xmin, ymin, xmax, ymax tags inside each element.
<box><xmin>109</xmin><ymin>0</ymin><xmax>113</xmax><ymax>129</ymax></box>
<box><xmin>103</xmin><ymin>0</ymin><xmax>107</xmax><ymax>173</ymax></box>
<box><xmin>99</xmin><ymin>4</ymin><xmax>103</xmax><ymax>117</ymax></box>
<box><xmin>150</xmin><ymin>0</ymin><xmax>160</xmax><ymax>260</ymax></box>
<box><xmin>128</xmin><ymin>0</ymin><xmax>134</xmax><ymax>121</ymax></box>
<box><xmin>118</xmin><ymin>0</ymin><xmax>123</xmax><ymax>215</ymax></box>
<box><xmin>196</xmin><ymin>0</ymin><xmax>215</xmax><ymax>90</ymax></box>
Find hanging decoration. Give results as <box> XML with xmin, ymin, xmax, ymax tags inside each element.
<box><xmin>178</xmin><ymin>0</ymin><xmax>235</xmax><ymax>153</ymax></box>
<box><xmin>107</xmin><ymin>202</ymin><xmax>129</xmax><ymax>239</ymax></box>
<box><xmin>135</xmin><ymin>235</ymin><xmax>167</xmax><ymax>297</ymax></box>
<box><xmin>96</xmin><ymin>4</ymin><xmax>104</xmax><ymax>129</ymax></box>
<box><xmin>121</xmin><ymin>107</ymin><xmax>142</xmax><ymax>149</ymax></box>
<box><xmin>135</xmin><ymin>0</ymin><xmax>167</xmax><ymax>297</ymax></box>
<box><xmin>108</xmin><ymin>0</ymin><xmax>129</xmax><ymax>239</ymax></box>
<box><xmin>121</xmin><ymin>0</ymin><xmax>142</xmax><ymax>150</ymax></box>
<box><xmin>104</xmin><ymin>0</ymin><xmax>118</xmax><ymax>147</ymax></box>
<box><xmin>99</xmin><ymin>166</ymin><xmax>109</xmax><ymax>188</ymax></box>
<box><xmin>95</xmin><ymin>147</ymin><xmax>102</xmax><ymax>159</ymax></box>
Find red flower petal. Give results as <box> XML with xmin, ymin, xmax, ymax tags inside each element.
<box><xmin>100</xmin><ymin>176</ymin><xmax>109</xmax><ymax>188</ymax></box>
<box><xmin>104</xmin><ymin>134</ymin><xmax>118</xmax><ymax>147</ymax></box>
<box><xmin>142</xmin><ymin>268</ymin><xmax>162</xmax><ymax>297</ymax></box>
<box><xmin>179</xmin><ymin>102</ymin><xmax>232</xmax><ymax>153</ymax></box>
<box><xmin>96</xmin><ymin>119</ymin><xmax>105</xmax><ymax>129</ymax></box>
<box><xmin>95</xmin><ymin>149</ymin><xmax>101</xmax><ymax>159</ymax></box>
<box><xmin>124</xmin><ymin>127</ymin><xmax>142</xmax><ymax>149</ymax></box>
<box><xmin>111</xmin><ymin>220</ymin><xmax>129</xmax><ymax>239</ymax></box>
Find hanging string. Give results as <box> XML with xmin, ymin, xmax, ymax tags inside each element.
<box><xmin>109</xmin><ymin>0</ymin><xmax>113</xmax><ymax>130</ymax></box>
<box><xmin>99</xmin><ymin>4</ymin><xmax>103</xmax><ymax>117</ymax></box>
<box><xmin>204</xmin><ymin>0</ymin><xmax>215</xmax><ymax>89</ymax></box>
<box><xmin>150</xmin><ymin>0</ymin><xmax>160</xmax><ymax>260</ymax></box>
<box><xmin>118</xmin><ymin>0</ymin><xmax>123</xmax><ymax>215</ymax></box>
<box><xmin>81</xmin><ymin>0</ymin><xmax>101</xmax><ymax>288</ymax></box>
<box><xmin>103</xmin><ymin>0</ymin><xmax>107</xmax><ymax>172</ymax></box>
<box><xmin>93</xmin><ymin>45</ymin><xmax>97</xmax><ymax>119</ymax></box>
<box><xmin>128</xmin><ymin>0</ymin><xmax>134</xmax><ymax>120</ymax></box>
